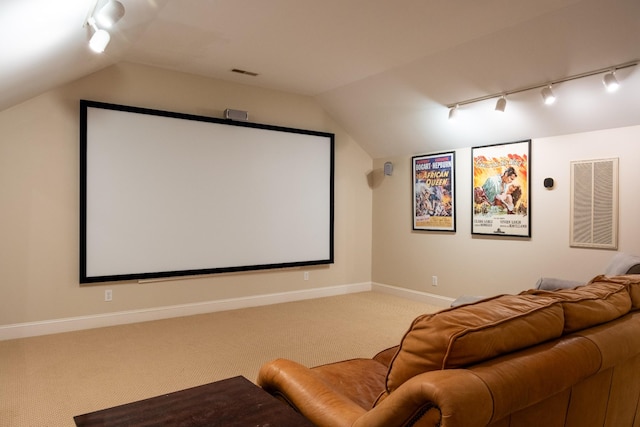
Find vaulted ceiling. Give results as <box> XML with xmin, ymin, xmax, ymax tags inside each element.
<box><xmin>2</xmin><ymin>0</ymin><xmax>639</xmax><ymax>158</ymax></box>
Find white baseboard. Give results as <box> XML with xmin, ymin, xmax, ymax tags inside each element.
<box><xmin>371</xmin><ymin>282</ymin><xmax>454</xmax><ymax>307</ymax></box>
<box><xmin>0</xmin><ymin>282</ymin><xmax>372</xmax><ymax>341</ymax></box>
<box><xmin>0</xmin><ymin>282</ymin><xmax>451</xmax><ymax>341</ymax></box>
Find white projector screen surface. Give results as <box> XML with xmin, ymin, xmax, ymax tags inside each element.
<box><xmin>80</xmin><ymin>100</ymin><xmax>334</xmax><ymax>284</ymax></box>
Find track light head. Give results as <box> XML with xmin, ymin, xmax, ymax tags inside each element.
<box><xmin>603</xmin><ymin>71</ymin><xmax>619</xmax><ymax>92</ymax></box>
<box><xmin>495</xmin><ymin>96</ymin><xmax>507</xmax><ymax>112</ymax></box>
<box><xmin>541</xmin><ymin>85</ymin><xmax>556</xmax><ymax>105</ymax></box>
<box><xmin>85</xmin><ymin>0</ymin><xmax>125</xmax><ymax>53</ymax></box>
<box><xmin>89</xmin><ymin>28</ymin><xmax>111</xmax><ymax>53</ymax></box>
<box><xmin>95</xmin><ymin>0</ymin><xmax>125</xmax><ymax>28</ymax></box>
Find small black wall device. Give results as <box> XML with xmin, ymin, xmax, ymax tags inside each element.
<box><xmin>544</xmin><ymin>177</ymin><xmax>554</xmax><ymax>188</ymax></box>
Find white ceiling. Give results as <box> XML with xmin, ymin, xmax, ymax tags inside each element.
<box><xmin>1</xmin><ymin>0</ymin><xmax>639</xmax><ymax>159</ymax></box>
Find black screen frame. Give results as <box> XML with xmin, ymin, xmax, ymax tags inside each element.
<box><xmin>79</xmin><ymin>100</ymin><xmax>334</xmax><ymax>284</ymax></box>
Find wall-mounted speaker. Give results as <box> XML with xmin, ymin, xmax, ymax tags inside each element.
<box><xmin>384</xmin><ymin>162</ymin><xmax>393</xmax><ymax>176</ymax></box>
<box><xmin>224</xmin><ymin>108</ymin><xmax>249</xmax><ymax>121</ymax></box>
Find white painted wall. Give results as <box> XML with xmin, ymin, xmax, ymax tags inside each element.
<box><xmin>372</xmin><ymin>126</ymin><xmax>640</xmax><ymax>298</ymax></box>
<box><xmin>0</xmin><ymin>63</ymin><xmax>373</xmax><ymax>328</ymax></box>
<box><xmin>1</xmin><ymin>60</ymin><xmax>639</xmax><ymax>335</ymax></box>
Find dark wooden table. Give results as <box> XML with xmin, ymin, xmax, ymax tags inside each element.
<box><xmin>74</xmin><ymin>376</ymin><xmax>315</xmax><ymax>426</ymax></box>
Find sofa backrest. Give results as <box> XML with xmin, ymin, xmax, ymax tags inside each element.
<box><xmin>383</xmin><ymin>277</ymin><xmax>635</xmax><ymax>397</ymax></box>
<box><xmin>384</xmin><ymin>294</ymin><xmax>565</xmax><ymax>394</ymax></box>
<box><xmin>521</xmin><ymin>280</ymin><xmax>632</xmax><ymax>333</ymax></box>
<box><xmin>589</xmin><ymin>274</ymin><xmax>640</xmax><ymax>310</ymax></box>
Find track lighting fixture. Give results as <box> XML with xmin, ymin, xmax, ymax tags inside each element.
<box><xmin>445</xmin><ymin>60</ymin><xmax>637</xmax><ymax>119</ymax></box>
<box><xmin>541</xmin><ymin>85</ymin><xmax>556</xmax><ymax>105</ymax></box>
<box><xmin>86</xmin><ymin>0</ymin><xmax>125</xmax><ymax>53</ymax></box>
<box><xmin>88</xmin><ymin>17</ymin><xmax>110</xmax><ymax>53</ymax></box>
<box><xmin>602</xmin><ymin>71</ymin><xmax>619</xmax><ymax>92</ymax></box>
<box><xmin>94</xmin><ymin>0</ymin><xmax>125</xmax><ymax>28</ymax></box>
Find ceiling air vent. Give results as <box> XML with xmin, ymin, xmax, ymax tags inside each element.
<box><xmin>231</xmin><ymin>68</ymin><xmax>259</xmax><ymax>77</ymax></box>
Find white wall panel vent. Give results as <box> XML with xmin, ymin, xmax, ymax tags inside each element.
<box><xmin>570</xmin><ymin>158</ymin><xmax>618</xmax><ymax>249</ymax></box>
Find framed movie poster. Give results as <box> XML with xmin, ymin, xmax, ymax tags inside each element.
<box><xmin>413</xmin><ymin>152</ymin><xmax>456</xmax><ymax>231</ymax></box>
<box><xmin>472</xmin><ymin>140</ymin><xmax>530</xmax><ymax>237</ymax></box>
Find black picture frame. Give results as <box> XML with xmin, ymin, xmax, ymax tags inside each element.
<box><xmin>471</xmin><ymin>140</ymin><xmax>531</xmax><ymax>237</ymax></box>
<box><xmin>412</xmin><ymin>151</ymin><xmax>456</xmax><ymax>232</ymax></box>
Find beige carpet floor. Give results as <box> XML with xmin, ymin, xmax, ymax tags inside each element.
<box><xmin>0</xmin><ymin>291</ymin><xmax>440</xmax><ymax>427</ymax></box>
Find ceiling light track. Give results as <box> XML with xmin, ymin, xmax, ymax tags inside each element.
<box><xmin>446</xmin><ymin>60</ymin><xmax>638</xmax><ymax>113</ymax></box>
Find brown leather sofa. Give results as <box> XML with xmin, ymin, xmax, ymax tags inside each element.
<box><xmin>258</xmin><ymin>274</ymin><xmax>640</xmax><ymax>427</ymax></box>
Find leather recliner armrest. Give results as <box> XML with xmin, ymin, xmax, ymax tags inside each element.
<box><xmin>352</xmin><ymin>369</ymin><xmax>494</xmax><ymax>427</ymax></box>
<box><xmin>257</xmin><ymin>358</ymin><xmax>366</xmax><ymax>427</ymax></box>
<box><xmin>372</xmin><ymin>345</ymin><xmax>399</xmax><ymax>367</ymax></box>
<box><xmin>258</xmin><ymin>360</ymin><xmax>494</xmax><ymax>427</ymax></box>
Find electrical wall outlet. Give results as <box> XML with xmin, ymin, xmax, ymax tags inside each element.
<box><xmin>304</xmin><ymin>271</ymin><xmax>309</xmax><ymax>281</ymax></box>
<box><xmin>432</xmin><ymin>276</ymin><xmax>438</xmax><ymax>286</ymax></box>
<box><xmin>104</xmin><ymin>289</ymin><xmax>113</xmax><ymax>302</ymax></box>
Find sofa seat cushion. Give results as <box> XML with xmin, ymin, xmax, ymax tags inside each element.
<box><xmin>522</xmin><ymin>280</ymin><xmax>632</xmax><ymax>333</ymax></box>
<box><xmin>311</xmin><ymin>358</ymin><xmax>388</xmax><ymax>410</ymax></box>
<box><xmin>385</xmin><ymin>294</ymin><xmax>565</xmax><ymax>393</ymax></box>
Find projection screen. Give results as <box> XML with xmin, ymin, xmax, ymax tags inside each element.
<box><xmin>80</xmin><ymin>100</ymin><xmax>334</xmax><ymax>284</ymax></box>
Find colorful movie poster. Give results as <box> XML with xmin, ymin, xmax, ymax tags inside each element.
<box><xmin>412</xmin><ymin>152</ymin><xmax>455</xmax><ymax>231</ymax></box>
<box><xmin>471</xmin><ymin>140</ymin><xmax>531</xmax><ymax>237</ymax></box>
